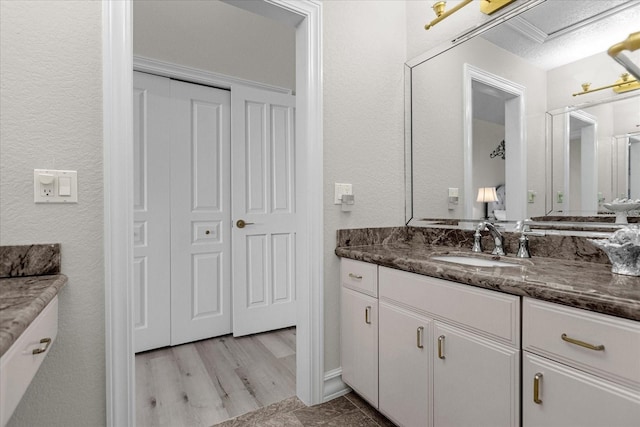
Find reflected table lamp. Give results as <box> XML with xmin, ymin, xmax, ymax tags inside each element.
<box><xmin>477</xmin><ymin>187</ymin><xmax>498</xmax><ymax>220</ymax></box>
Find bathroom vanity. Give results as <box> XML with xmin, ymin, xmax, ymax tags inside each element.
<box><xmin>0</xmin><ymin>245</ymin><xmax>66</xmax><ymax>426</ymax></box>
<box><xmin>337</xmin><ymin>227</ymin><xmax>640</xmax><ymax>427</ymax></box>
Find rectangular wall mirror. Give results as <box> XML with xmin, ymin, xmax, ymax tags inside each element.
<box><xmin>406</xmin><ymin>0</ymin><xmax>640</xmax><ymax>227</ymax></box>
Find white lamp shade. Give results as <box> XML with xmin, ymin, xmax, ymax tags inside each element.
<box><xmin>477</xmin><ymin>187</ymin><xmax>498</xmax><ymax>203</ymax></box>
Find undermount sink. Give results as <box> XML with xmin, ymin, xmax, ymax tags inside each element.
<box><xmin>431</xmin><ymin>255</ymin><xmax>520</xmax><ymax>268</ymax></box>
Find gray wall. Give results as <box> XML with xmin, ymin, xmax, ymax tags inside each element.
<box><xmin>322</xmin><ymin>0</ymin><xmax>407</xmax><ymax>372</ymax></box>
<box><xmin>133</xmin><ymin>0</ymin><xmax>296</xmax><ymax>91</ymax></box>
<box><xmin>0</xmin><ymin>1</ymin><xmax>407</xmax><ymax>425</ymax></box>
<box><xmin>0</xmin><ymin>1</ymin><xmax>105</xmax><ymax>426</ymax></box>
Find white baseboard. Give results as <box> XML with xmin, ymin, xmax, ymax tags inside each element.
<box><xmin>323</xmin><ymin>368</ymin><xmax>351</xmax><ymax>402</ymax></box>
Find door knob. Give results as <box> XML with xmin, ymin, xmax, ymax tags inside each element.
<box><xmin>236</xmin><ymin>219</ymin><xmax>255</xmax><ymax>229</ymax></box>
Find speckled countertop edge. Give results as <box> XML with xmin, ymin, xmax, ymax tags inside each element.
<box><xmin>336</xmin><ymin>244</ymin><xmax>640</xmax><ymax>322</ymax></box>
<box><xmin>0</xmin><ymin>274</ymin><xmax>68</xmax><ymax>357</ymax></box>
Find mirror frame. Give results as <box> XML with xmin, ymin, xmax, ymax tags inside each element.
<box><xmin>405</xmin><ymin>0</ymin><xmax>639</xmax><ymax>232</ymax></box>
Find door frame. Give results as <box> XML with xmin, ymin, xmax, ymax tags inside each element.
<box><xmin>563</xmin><ymin>109</ymin><xmax>598</xmax><ymax>214</ymax></box>
<box><xmin>102</xmin><ymin>1</ymin><xmax>324</xmax><ymax>425</ymax></box>
<box><xmin>463</xmin><ymin>63</ymin><xmax>527</xmax><ymax>221</ymax></box>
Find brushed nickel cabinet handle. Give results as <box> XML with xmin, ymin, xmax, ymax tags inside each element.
<box><xmin>561</xmin><ymin>333</ymin><xmax>605</xmax><ymax>351</ymax></box>
<box><xmin>417</xmin><ymin>326</ymin><xmax>424</xmax><ymax>349</ymax></box>
<box><xmin>32</xmin><ymin>338</ymin><xmax>52</xmax><ymax>355</ymax></box>
<box><xmin>437</xmin><ymin>335</ymin><xmax>445</xmax><ymax>359</ymax></box>
<box><xmin>533</xmin><ymin>373</ymin><xmax>543</xmax><ymax>404</ymax></box>
<box><xmin>348</xmin><ymin>273</ymin><xmax>363</xmax><ymax>280</ymax></box>
<box><xmin>365</xmin><ymin>306</ymin><xmax>372</xmax><ymax>324</ymax></box>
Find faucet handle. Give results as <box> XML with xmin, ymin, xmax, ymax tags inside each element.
<box><xmin>472</xmin><ymin>230</ymin><xmax>483</xmax><ymax>253</ymax></box>
<box><xmin>516</xmin><ymin>233</ymin><xmax>531</xmax><ymax>258</ymax></box>
<box><xmin>515</xmin><ymin>219</ymin><xmax>532</xmax><ymax>232</ymax></box>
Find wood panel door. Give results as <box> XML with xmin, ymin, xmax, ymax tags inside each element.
<box><xmin>133</xmin><ymin>71</ymin><xmax>172</xmax><ymax>353</ymax></box>
<box><xmin>231</xmin><ymin>85</ymin><xmax>297</xmax><ymax>337</ymax></box>
<box><xmin>170</xmin><ymin>80</ymin><xmax>232</xmax><ymax>346</ymax></box>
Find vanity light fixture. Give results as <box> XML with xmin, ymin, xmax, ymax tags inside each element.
<box><xmin>477</xmin><ymin>187</ymin><xmax>498</xmax><ymax>220</ymax></box>
<box><xmin>573</xmin><ymin>73</ymin><xmax>639</xmax><ymax>97</ymax></box>
<box><xmin>608</xmin><ymin>31</ymin><xmax>640</xmax><ymax>80</ymax></box>
<box><xmin>425</xmin><ymin>0</ymin><xmax>516</xmax><ymax>30</ymax></box>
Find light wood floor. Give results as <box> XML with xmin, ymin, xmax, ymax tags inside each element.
<box><xmin>136</xmin><ymin>327</ymin><xmax>296</xmax><ymax>427</ymax></box>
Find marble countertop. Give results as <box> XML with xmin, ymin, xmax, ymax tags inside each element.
<box><xmin>336</xmin><ymin>243</ymin><xmax>640</xmax><ymax>322</ymax></box>
<box><xmin>0</xmin><ymin>274</ymin><xmax>67</xmax><ymax>357</ymax></box>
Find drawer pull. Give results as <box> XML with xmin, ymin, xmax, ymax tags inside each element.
<box><xmin>533</xmin><ymin>373</ymin><xmax>543</xmax><ymax>404</ymax></box>
<box><xmin>348</xmin><ymin>273</ymin><xmax>363</xmax><ymax>280</ymax></box>
<box><xmin>32</xmin><ymin>338</ymin><xmax>52</xmax><ymax>355</ymax></box>
<box><xmin>437</xmin><ymin>335</ymin><xmax>445</xmax><ymax>359</ymax></box>
<box><xmin>365</xmin><ymin>306</ymin><xmax>372</xmax><ymax>324</ymax></box>
<box><xmin>417</xmin><ymin>326</ymin><xmax>424</xmax><ymax>349</ymax></box>
<box><xmin>561</xmin><ymin>333</ymin><xmax>605</xmax><ymax>351</ymax></box>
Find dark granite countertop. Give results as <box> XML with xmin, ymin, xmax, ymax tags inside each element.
<box><xmin>0</xmin><ymin>275</ymin><xmax>67</xmax><ymax>357</ymax></box>
<box><xmin>336</xmin><ymin>243</ymin><xmax>640</xmax><ymax>322</ymax></box>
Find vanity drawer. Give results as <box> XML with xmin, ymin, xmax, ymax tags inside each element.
<box><xmin>523</xmin><ymin>297</ymin><xmax>640</xmax><ymax>388</ymax></box>
<box><xmin>341</xmin><ymin>259</ymin><xmax>378</xmax><ymax>297</ymax></box>
<box><xmin>0</xmin><ymin>296</ymin><xmax>59</xmax><ymax>427</ymax></box>
<box><xmin>379</xmin><ymin>267</ymin><xmax>520</xmax><ymax>346</ymax></box>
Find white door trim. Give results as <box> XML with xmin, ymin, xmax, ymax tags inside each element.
<box><xmin>563</xmin><ymin>109</ymin><xmax>598</xmax><ymax>214</ymax></box>
<box><xmin>103</xmin><ymin>1</ymin><xmax>324</xmax><ymax>425</ymax></box>
<box><xmin>463</xmin><ymin>63</ymin><xmax>527</xmax><ymax>221</ymax></box>
<box><xmin>133</xmin><ymin>56</ymin><xmax>293</xmax><ymax>95</ymax></box>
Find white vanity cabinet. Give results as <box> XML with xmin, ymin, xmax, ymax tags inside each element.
<box><xmin>432</xmin><ymin>321</ymin><xmax>519</xmax><ymax>427</ymax></box>
<box><xmin>379</xmin><ymin>301</ymin><xmax>431</xmax><ymax>427</ymax></box>
<box><xmin>522</xmin><ymin>298</ymin><xmax>640</xmax><ymax>427</ymax></box>
<box><xmin>1</xmin><ymin>296</ymin><xmax>59</xmax><ymax>427</ymax></box>
<box><xmin>340</xmin><ymin>259</ymin><xmax>379</xmax><ymax>408</ymax></box>
<box><xmin>376</xmin><ymin>265</ymin><xmax>520</xmax><ymax>427</ymax></box>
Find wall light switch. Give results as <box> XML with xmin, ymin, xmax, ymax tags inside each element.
<box><xmin>334</xmin><ymin>183</ymin><xmax>353</xmax><ymax>204</ymax></box>
<box><xmin>59</xmin><ymin>176</ymin><xmax>72</xmax><ymax>196</ymax></box>
<box><xmin>34</xmin><ymin>169</ymin><xmax>78</xmax><ymax>203</ymax></box>
<box><xmin>527</xmin><ymin>190</ymin><xmax>536</xmax><ymax>204</ymax></box>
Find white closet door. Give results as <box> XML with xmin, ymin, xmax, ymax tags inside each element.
<box><xmin>231</xmin><ymin>85</ymin><xmax>297</xmax><ymax>337</ymax></box>
<box><xmin>170</xmin><ymin>80</ymin><xmax>232</xmax><ymax>346</ymax></box>
<box><xmin>133</xmin><ymin>71</ymin><xmax>172</xmax><ymax>353</ymax></box>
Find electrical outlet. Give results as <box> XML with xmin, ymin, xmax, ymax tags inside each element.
<box><xmin>34</xmin><ymin>169</ymin><xmax>78</xmax><ymax>203</ymax></box>
<box><xmin>334</xmin><ymin>183</ymin><xmax>353</xmax><ymax>204</ymax></box>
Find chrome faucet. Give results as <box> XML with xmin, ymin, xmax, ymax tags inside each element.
<box><xmin>515</xmin><ymin>219</ymin><xmax>531</xmax><ymax>258</ymax></box>
<box><xmin>472</xmin><ymin>221</ymin><xmax>505</xmax><ymax>256</ymax></box>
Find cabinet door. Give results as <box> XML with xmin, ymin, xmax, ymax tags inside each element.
<box><xmin>523</xmin><ymin>353</ymin><xmax>640</xmax><ymax>427</ymax></box>
<box><xmin>433</xmin><ymin>322</ymin><xmax>519</xmax><ymax>427</ymax></box>
<box><xmin>379</xmin><ymin>302</ymin><xmax>431</xmax><ymax>427</ymax></box>
<box><xmin>341</xmin><ymin>287</ymin><xmax>378</xmax><ymax>407</ymax></box>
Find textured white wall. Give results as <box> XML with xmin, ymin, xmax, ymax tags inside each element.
<box><xmin>547</xmin><ymin>50</ymin><xmax>640</xmax><ymax>111</ymax></box>
<box><xmin>133</xmin><ymin>0</ymin><xmax>296</xmax><ymax>91</ymax></box>
<box><xmin>323</xmin><ymin>0</ymin><xmax>406</xmax><ymax>372</ymax></box>
<box><xmin>0</xmin><ymin>1</ymin><xmax>105</xmax><ymax>426</ymax></box>
<box><xmin>411</xmin><ymin>37</ymin><xmax>548</xmax><ymax>220</ymax></box>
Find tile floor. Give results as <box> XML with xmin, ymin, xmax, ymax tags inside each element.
<box><xmin>213</xmin><ymin>392</ymin><xmax>397</xmax><ymax>426</ymax></box>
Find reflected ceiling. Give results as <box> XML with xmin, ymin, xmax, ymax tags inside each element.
<box><xmin>481</xmin><ymin>0</ymin><xmax>640</xmax><ymax>69</ymax></box>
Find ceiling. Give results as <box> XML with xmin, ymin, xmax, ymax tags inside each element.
<box><xmin>481</xmin><ymin>0</ymin><xmax>640</xmax><ymax>70</ymax></box>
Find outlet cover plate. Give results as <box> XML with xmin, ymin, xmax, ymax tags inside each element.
<box><xmin>34</xmin><ymin>169</ymin><xmax>78</xmax><ymax>203</ymax></box>
<box><xmin>334</xmin><ymin>183</ymin><xmax>353</xmax><ymax>204</ymax></box>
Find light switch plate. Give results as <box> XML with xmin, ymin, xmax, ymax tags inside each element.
<box><xmin>334</xmin><ymin>183</ymin><xmax>353</xmax><ymax>204</ymax></box>
<box><xmin>34</xmin><ymin>169</ymin><xmax>78</xmax><ymax>203</ymax></box>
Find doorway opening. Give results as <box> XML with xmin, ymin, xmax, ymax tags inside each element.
<box><xmin>102</xmin><ymin>1</ymin><xmax>323</xmax><ymax>425</ymax></box>
<box><xmin>463</xmin><ymin>64</ymin><xmax>527</xmax><ymax>221</ymax></box>
<box><xmin>565</xmin><ymin>110</ymin><xmax>598</xmax><ymax>214</ymax></box>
